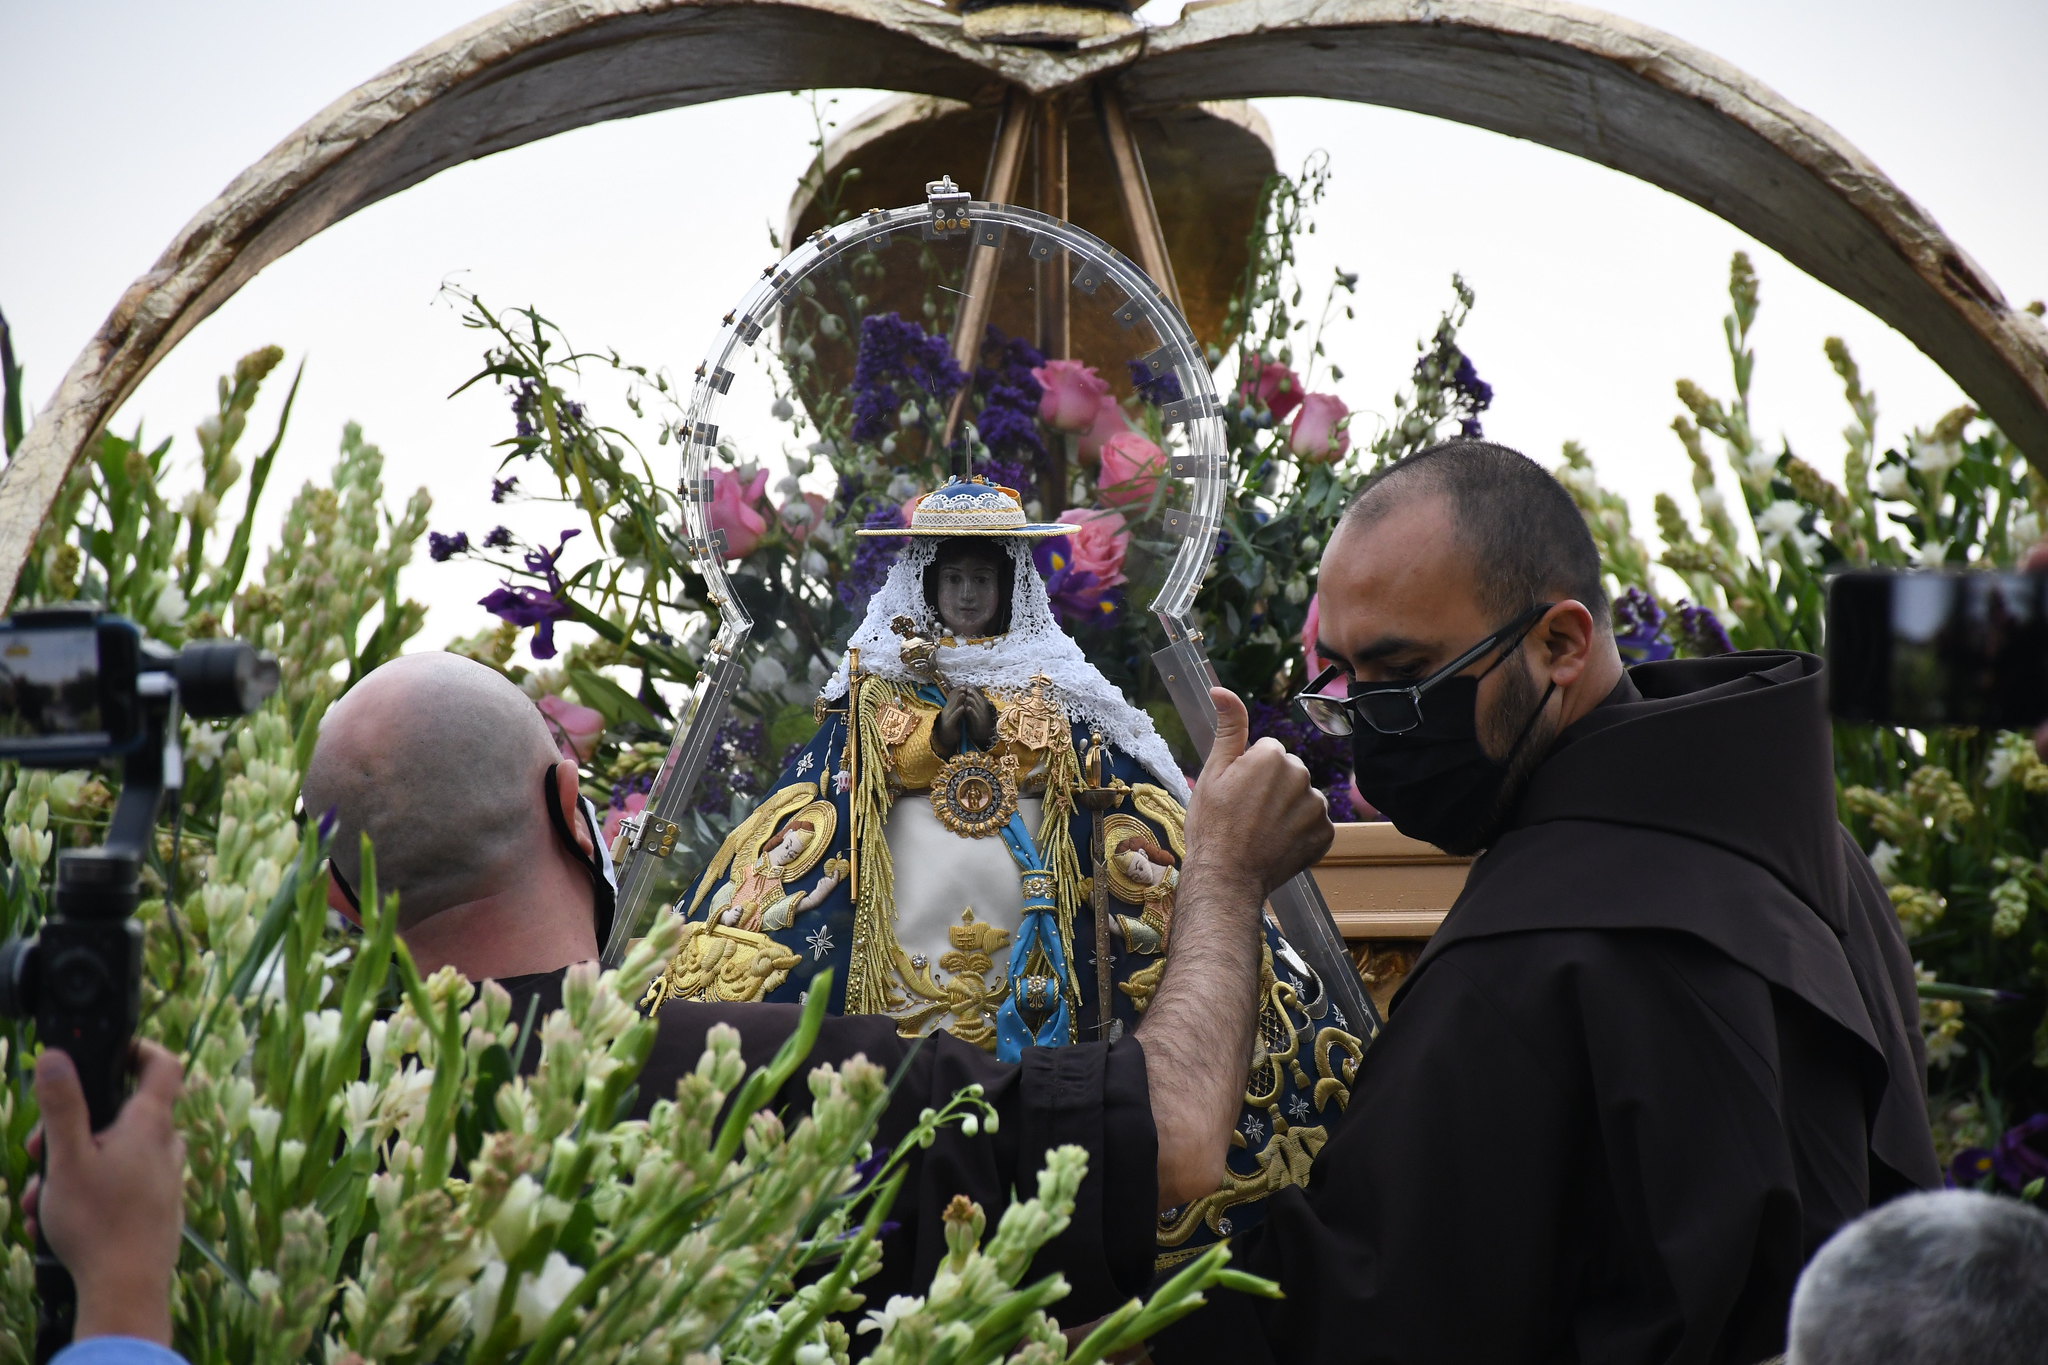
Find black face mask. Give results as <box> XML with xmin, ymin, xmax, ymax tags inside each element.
<box><xmin>1349</xmin><ymin>671</ymin><xmax>1555</xmax><ymax>855</ymax></box>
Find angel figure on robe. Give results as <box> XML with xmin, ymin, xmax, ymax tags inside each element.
<box><xmin>646</xmin><ymin>475</ymin><xmax>1367</xmax><ymax>1265</ymax></box>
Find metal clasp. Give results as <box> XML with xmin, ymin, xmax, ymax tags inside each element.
<box><xmin>617</xmin><ymin>811</ymin><xmax>681</xmax><ymax>859</ymax></box>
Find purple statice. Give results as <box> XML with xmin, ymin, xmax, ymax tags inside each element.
<box><xmin>1128</xmin><ymin>357</ymin><xmax>1184</xmax><ymax>407</ymax></box>
<box><xmin>492</xmin><ymin>476</ymin><xmax>519</xmax><ymax>503</ymax></box>
<box><xmin>479</xmin><ymin>528</ymin><xmax>580</xmax><ymax>659</ymax></box>
<box><xmin>686</xmin><ymin>716</ymin><xmax>769</xmax><ymax>819</ymax></box>
<box><xmin>837</xmin><ymin>505</ymin><xmax>905</xmax><ymax>614</ymax></box>
<box><xmin>850</xmin><ymin>313</ymin><xmax>965</xmax><ymax>443</ymax></box>
<box><xmin>483</xmin><ymin>525</ymin><xmax>513</xmax><ymax>549</ymax></box>
<box><xmin>1612</xmin><ymin>587</ymin><xmax>1674</xmax><ymax>663</ymax></box>
<box><xmin>609</xmin><ymin>772</ymin><xmax>654</xmax><ymax>813</ymax></box>
<box><xmin>1674</xmin><ymin>599</ymin><xmax>1735</xmax><ymax>656</ymax></box>
<box><xmin>982</xmin><ymin>456</ymin><xmax>1034</xmax><ymax>499</ymax></box>
<box><xmin>1245</xmin><ymin>699</ymin><xmax>1357</xmax><ymax>822</ymax></box>
<box><xmin>510</xmin><ymin>379</ymin><xmax>541</xmax><ymax>440</ymax></box>
<box><xmin>1032</xmin><ymin>537</ymin><xmax>1119</xmax><ymax>628</ymax></box>
<box><xmin>1448</xmin><ymin>352</ymin><xmax>1493</xmax><ymax>439</ymax></box>
<box><xmin>970</xmin><ymin>326</ymin><xmax>1047</xmax><ymax>466</ymax></box>
<box><xmin>428</xmin><ymin>530</ymin><xmax>471</xmax><ymax>563</ymax></box>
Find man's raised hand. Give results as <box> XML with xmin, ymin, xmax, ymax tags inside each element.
<box><xmin>1185</xmin><ymin>686</ymin><xmax>1334</xmax><ymax>898</ymax></box>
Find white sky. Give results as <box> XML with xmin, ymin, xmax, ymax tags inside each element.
<box><xmin>4</xmin><ymin>0</ymin><xmax>2044</xmax><ymax>651</ymax></box>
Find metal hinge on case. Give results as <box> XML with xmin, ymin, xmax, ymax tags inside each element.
<box><xmin>616</xmin><ymin>811</ymin><xmax>681</xmax><ymax>858</ymax></box>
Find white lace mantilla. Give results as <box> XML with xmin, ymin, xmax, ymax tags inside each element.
<box><xmin>822</xmin><ymin>538</ymin><xmax>1192</xmax><ymax>801</ymax></box>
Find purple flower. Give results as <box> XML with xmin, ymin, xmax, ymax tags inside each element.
<box><xmin>1245</xmin><ymin>699</ymin><xmax>1354</xmax><ymax>817</ymax></box>
<box><xmin>685</xmin><ymin>717</ymin><xmax>769</xmax><ymax>820</ymax></box>
<box><xmin>1450</xmin><ymin>354</ymin><xmax>1493</xmax><ymax>411</ymax></box>
<box><xmin>972</xmin><ymin>327</ymin><xmax>1047</xmax><ymax>465</ymax></box>
<box><xmin>837</xmin><ymin>506</ymin><xmax>905</xmax><ymax>614</ymax></box>
<box><xmin>1991</xmin><ymin>1113</ymin><xmax>2048</xmax><ymax>1192</ymax></box>
<box><xmin>1674</xmin><ymin>600</ymin><xmax>1735</xmax><ymax>656</ymax></box>
<box><xmin>316</xmin><ymin>804</ymin><xmax>340</xmax><ymax>842</ymax></box>
<box><xmin>1948</xmin><ymin>1146</ymin><xmax>1997</xmax><ymax>1189</ymax></box>
<box><xmin>1612</xmin><ymin>587</ymin><xmax>1674</xmax><ymax>663</ymax></box>
<box><xmin>428</xmin><ymin>530</ymin><xmax>471</xmax><ymax>562</ymax></box>
<box><xmin>492</xmin><ymin>476</ymin><xmax>519</xmax><ymax>503</ymax></box>
<box><xmin>484</xmin><ymin>526</ymin><xmax>513</xmax><ymax>549</ymax></box>
<box><xmin>850</xmin><ymin>313</ymin><xmax>965</xmax><ymax>444</ymax></box>
<box><xmin>609</xmin><ymin>772</ymin><xmax>655</xmax><ymax>811</ymax></box>
<box><xmin>511</xmin><ymin>379</ymin><xmax>541</xmax><ymax>441</ymax></box>
<box><xmin>480</xmin><ymin>528</ymin><xmax>581</xmax><ymax>659</ymax></box>
<box><xmin>1129</xmin><ymin>357</ymin><xmax>1184</xmax><ymax>406</ymax></box>
<box><xmin>1032</xmin><ymin>537</ymin><xmax>1119</xmax><ymax>627</ymax></box>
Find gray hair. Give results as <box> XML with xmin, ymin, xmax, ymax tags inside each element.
<box><xmin>1787</xmin><ymin>1189</ymin><xmax>2048</xmax><ymax>1365</ymax></box>
<box><xmin>303</xmin><ymin>652</ymin><xmax>562</xmax><ymax>926</ymax></box>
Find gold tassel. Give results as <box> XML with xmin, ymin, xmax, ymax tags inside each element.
<box><xmin>847</xmin><ymin>675</ymin><xmax>905</xmax><ymax>1015</ymax></box>
<box><xmin>1036</xmin><ymin>728</ymin><xmax>1086</xmax><ymax>1009</ymax></box>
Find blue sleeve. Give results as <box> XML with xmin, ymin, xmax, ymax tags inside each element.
<box><xmin>51</xmin><ymin>1339</ymin><xmax>189</xmax><ymax>1365</ymax></box>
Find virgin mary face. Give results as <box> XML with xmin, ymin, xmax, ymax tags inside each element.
<box><xmin>930</xmin><ymin>544</ymin><xmax>1006</xmax><ymax>637</ymax></box>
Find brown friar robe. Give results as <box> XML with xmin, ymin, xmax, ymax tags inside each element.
<box><xmin>495</xmin><ymin>972</ymin><xmax>1159</xmax><ymax>1322</ymax></box>
<box><xmin>1152</xmin><ymin>651</ymin><xmax>1940</xmax><ymax>1365</ymax></box>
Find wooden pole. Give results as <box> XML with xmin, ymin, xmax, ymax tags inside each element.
<box><xmin>941</xmin><ymin>86</ymin><xmax>1031</xmax><ymax>463</ymax></box>
<box><xmin>1092</xmin><ymin>81</ymin><xmax>1183</xmax><ymax>314</ymax></box>
<box><xmin>1033</xmin><ymin>94</ymin><xmax>1071</xmax><ymax>511</ymax></box>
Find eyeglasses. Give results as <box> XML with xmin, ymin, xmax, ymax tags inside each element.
<box><xmin>1295</xmin><ymin>602</ymin><xmax>1553</xmax><ymax>737</ymax></box>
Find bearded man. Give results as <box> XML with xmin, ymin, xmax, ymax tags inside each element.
<box><xmin>1151</xmin><ymin>440</ymin><xmax>1940</xmax><ymax>1365</ymax></box>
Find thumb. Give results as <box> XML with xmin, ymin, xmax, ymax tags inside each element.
<box><xmin>1208</xmin><ymin>687</ymin><xmax>1250</xmax><ymax>768</ymax></box>
<box><xmin>33</xmin><ymin>1049</ymin><xmax>90</xmax><ymax>1169</ymax></box>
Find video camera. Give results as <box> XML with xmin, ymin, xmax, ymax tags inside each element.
<box><xmin>0</xmin><ymin>604</ymin><xmax>277</xmax><ymax>1359</ymax></box>
<box><xmin>1828</xmin><ymin>571</ymin><xmax>2048</xmax><ymax>730</ymax></box>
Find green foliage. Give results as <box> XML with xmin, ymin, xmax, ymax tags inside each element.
<box><xmin>1562</xmin><ymin>255</ymin><xmax>2048</xmax><ymax>1154</ymax></box>
<box><xmin>0</xmin><ymin>347</ymin><xmax>1260</xmax><ymax>1363</ymax></box>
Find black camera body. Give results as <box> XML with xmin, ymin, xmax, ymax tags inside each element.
<box><xmin>0</xmin><ymin>604</ymin><xmax>277</xmax><ymax>1358</ymax></box>
<box><xmin>1827</xmin><ymin>570</ymin><xmax>2048</xmax><ymax>731</ymax></box>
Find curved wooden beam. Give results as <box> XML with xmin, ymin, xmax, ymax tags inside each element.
<box><xmin>8</xmin><ymin>0</ymin><xmax>2044</xmax><ymax>598</ymax></box>
<box><xmin>1130</xmin><ymin>0</ymin><xmax>2048</xmax><ymax>463</ymax></box>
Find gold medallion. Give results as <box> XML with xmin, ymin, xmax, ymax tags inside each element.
<box><xmin>997</xmin><ymin>675</ymin><xmax>1066</xmax><ymax>752</ymax></box>
<box><xmin>932</xmin><ymin>751</ymin><xmax>1021</xmax><ymax>837</ymax></box>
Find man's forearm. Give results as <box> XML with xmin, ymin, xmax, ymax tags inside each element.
<box><xmin>1136</xmin><ymin>855</ymin><xmax>1265</xmax><ymax>1209</ymax></box>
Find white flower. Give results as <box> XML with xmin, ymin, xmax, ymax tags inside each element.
<box><xmin>1915</xmin><ymin>539</ymin><xmax>1950</xmax><ymax>570</ymax></box>
<box><xmin>1741</xmin><ymin>448</ymin><xmax>1780</xmax><ymax>487</ymax></box>
<box><xmin>185</xmin><ymin>724</ymin><xmax>227</xmax><ymax>770</ymax></box>
<box><xmin>301</xmin><ymin>1008</ymin><xmax>343</xmax><ymax>1062</ymax></box>
<box><xmin>1874</xmin><ymin>464</ymin><xmax>1912</xmax><ymax>501</ymax></box>
<box><xmin>885</xmin><ymin>472</ymin><xmax>921</xmax><ymax>502</ymax></box>
<box><xmin>1697</xmin><ymin>485</ymin><xmax>1727</xmax><ymax>519</ymax></box>
<box><xmin>1868</xmin><ymin>841</ymin><xmax>1902</xmax><ymax>885</ymax></box>
<box><xmin>514</xmin><ymin>1253</ymin><xmax>585</xmax><ymax>1337</ymax></box>
<box><xmin>248</xmin><ymin>1104</ymin><xmax>281</xmax><ymax>1153</ymax></box>
<box><xmin>1925</xmin><ymin>1025</ymin><xmax>1967</xmax><ymax>1069</ymax></box>
<box><xmin>771</xmin><ymin>397</ymin><xmax>795</xmax><ymax>421</ymax></box>
<box><xmin>1910</xmin><ymin>438</ymin><xmax>1964</xmax><ymax>477</ymax></box>
<box><xmin>796</xmin><ymin>1342</ymin><xmax>830</xmax><ymax>1365</ymax></box>
<box><xmin>1755</xmin><ymin>500</ymin><xmax>1820</xmax><ymax>562</ymax></box>
<box><xmin>468</xmin><ymin>1259</ymin><xmax>509</xmax><ymax>1333</ymax></box>
<box><xmin>856</xmin><ymin>1294</ymin><xmax>925</xmax><ymax>1336</ymax></box>
<box><xmin>1987</xmin><ymin>746</ymin><xmax>2020</xmax><ymax>790</ymax></box>
<box><xmin>2014</xmin><ymin>510</ymin><xmax>2043</xmax><ymax>549</ymax></box>
<box><xmin>800</xmin><ymin>549</ymin><xmax>828</xmax><ymax>580</ymax></box>
<box><xmin>750</xmin><ymin>656</ymin><xmax>788</xmax><ymax>693</ymax></box>
<box><xmin>149</xmin><ymin>581</ymin><xmax>189</xmax><ymax>632</ymax></box>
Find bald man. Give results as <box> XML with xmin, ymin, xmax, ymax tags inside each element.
<box><xmin>304</xmin><ymin>651</ymin><xmax>1334</xmax><ymax>1317</ymax></box>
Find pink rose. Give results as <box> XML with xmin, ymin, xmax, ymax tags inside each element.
<box><xmin>538</xmin><ymin>692</ymin><xmax>606</xmax><ymax>762</ymax></box>
<box><xmin>1076</xmin><ymin>393</ymin><xmax>1132</xmax><ymax>466</ymax></box>
<box><xmin>784</xmin><ymin>491</ymin><xmax>830</xmax><ymax>542</ymax></box>
<box><xmin>1239</xmin><ymin>355</ymin><xmax>1304</xmax><ymax>421</ymax></box>
<box><xmin>707</xmin><ymin>467</ymin><xmax>770</xmax><ymax>558</ymax></box>
<box><xmin>1289</xmin><ymin>393</ymin><xmax>1351</xmax><ymax>463</ymax></box>
<box><xmin>1097</xmin><ymin>431</ymin><xmax>1166</xmax><ymax>508</ymax></box>
<box><xmin>1057</xmin><ymin>507</ymin><xmax>1130</xmax><ymax>590</ymax></box>
<box><xmin>603</xmin><ymin>791</ymin><xmax>648</xmax><ymax>846</ymax></box>
<box><xmin>1301</xmin><ymin>593</ymin><xmax>1343</xmax><ymax>693</ymax></box>
<box><xmin>1033</xmin><ymin>359</ymin><xmax>1113</xmax><ymax>433</ymax></box>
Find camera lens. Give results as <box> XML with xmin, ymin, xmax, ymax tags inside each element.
<box><xmin>0</xmin><ymin>939</ymin><xmax>37</xmax><ymax>1018</ymax></box>
<box><xmin>175</xmin><ymin>641</ymin><xmax>282</xmax><ymax>719</ymax></box>
<box><xmin>46</xmin><ymin>947</ymin><xmax>110</xmax><ymax>1011</ymax></box>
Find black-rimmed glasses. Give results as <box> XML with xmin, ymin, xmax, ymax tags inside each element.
<box><xmin>1295</xmin><ymin>602</ymin><xmax>1553</xmax><ymax>737</ymax></box>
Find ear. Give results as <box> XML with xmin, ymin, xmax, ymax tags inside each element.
<box><xmin>554</xmin><ymin>761</ymin><xmax>596</xmax><ymax>858</ymax></box>
<box><xmin>1532</xmin><ymin>600</ymin><xmax>1599</xmax><ymax>688</ymax></box>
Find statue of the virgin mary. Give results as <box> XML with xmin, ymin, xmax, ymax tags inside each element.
<box><xmin>645</xmin><ymin>475</ymin><xmax>1363</xmax><ymax>1259</ymax></box>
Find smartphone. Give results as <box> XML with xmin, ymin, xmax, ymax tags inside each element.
<box><xmin>1827</xmin><ymin>570</ymin><xmax>2048</xmax><ymax>730</ymax></box>
<box><xmin>0</xmin><ymin>610</ymin><xmax>143</xmax><ymax>766</ymax></box>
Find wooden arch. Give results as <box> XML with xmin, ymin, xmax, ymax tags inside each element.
<box><xmin>6</xmin><ymin>0</ymin><xmax>2045</xmax><ymax>595</ymax></box>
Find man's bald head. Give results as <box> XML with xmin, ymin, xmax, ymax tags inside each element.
<box><xmin>304</xmin><ymin>653</ymin><xmax>562</xmax><ymax>926</ymax></box>
<box><xmin>1343</xmin><ymin>440</ymin><xmax>1608</xmax><ymax>624</ymax></box>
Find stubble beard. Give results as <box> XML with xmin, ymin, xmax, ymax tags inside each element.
<box><xmin>1461</xmin><ymin>652</ymin><xmax>1560</xmax><ymax>855</ymax></box>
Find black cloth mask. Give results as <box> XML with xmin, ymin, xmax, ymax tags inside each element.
<box><xmin>1350</xmin><ymin>670</ymin><xmax>1555</xmax><ymax>854</ymax></box>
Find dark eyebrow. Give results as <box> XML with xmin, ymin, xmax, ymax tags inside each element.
<box><xmin>1320</xmin><ymin>634</ymin><xmax>1432</xmax><ymax>669</ymax></box>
